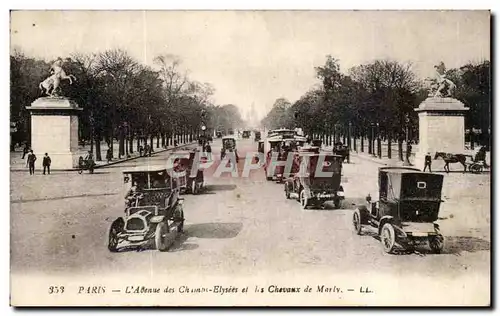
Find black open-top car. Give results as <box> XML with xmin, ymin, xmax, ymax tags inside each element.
<box><xmin>353</xmin><ymin>167</ymin><xmax>445</xmax><ymax>254</ymax></box>
<box><xmin>108</xmin><ymin>165</ymin><xmax>185</xmax><ymax>252</ymax></box>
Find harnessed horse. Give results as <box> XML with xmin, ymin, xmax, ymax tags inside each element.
<box><xmin>434</xmin><ymin>152</ymin><xmax>473</xmax><ymax>173</ymax></box>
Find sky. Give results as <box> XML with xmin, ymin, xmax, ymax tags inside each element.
<box><xmin>10</xmin><ymin>10</ymin><xmax>490</xmax><ymax>120</ymax></box>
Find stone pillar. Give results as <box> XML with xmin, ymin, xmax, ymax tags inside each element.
<box><xmin>26</xmin><ymin>97</ymin><xmax>82</xmax><ymax>169</ymax></box>
<box><xmin>414</xmin><ymin>97</ymin><xmax>469</xmax><ymax>170</ymax></box>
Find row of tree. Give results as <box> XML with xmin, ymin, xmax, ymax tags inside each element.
<box><xmin>10</xmin><ymin>49</ymin><xmax>244</xmax><ymax>159</ymax></box>
<box><xmin>261</xmin><ymin>56</ymin><xmax>491</xmax><ymax>146</ymax></box>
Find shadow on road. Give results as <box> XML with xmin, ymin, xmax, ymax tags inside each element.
<box><xmin>11</xmin><ymin>192</ymin><xmax>119</xmax><ymax>204</ymax></box>
<box><xmin>442</xmin><ymin>236</ymin><xmax>491</xmax><ymax>254</ymax></box>
<box><xmin>168</xmin><ymin>234</ymin><xmax>200</xmax><ymax>252</ymax></box>
<box><xmin>359</xmin><ymin>229</ymin><xmax>491</xmax><ymax>256</ymax></box>
<box><xmin>184</xmin><ymin>222</ymin><xmax>243</xmax><ymax>239</ymax></box>
<box><xmin>205</xmin><ymin>184</ymin><xmax>237</xmax><ymax>192</ymax></box>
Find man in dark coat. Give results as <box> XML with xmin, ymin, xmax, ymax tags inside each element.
<box><xmin>423</xmin><ymin>152</ymin><xmax>432</xmax><ymax>172</ymax></box>
<box><xmin>43</xmin><ymin>153</ymin><xmax>52</xmax><ymax>175</ymax></box>
<box><xmin>27</xmin><ymin>150</ymin><xmax>37</xmax><ymax>175</ymax></box>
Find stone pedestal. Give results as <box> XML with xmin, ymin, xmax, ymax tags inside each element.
<box><xmin>414</xmin><ymin>97</ymin><xmax>469</xmax><ymax>170</ymax></box>
<box><xmin>26</xmin><ymin>97</ymin><xmax>82</xmax><ymax>169</ymax></box>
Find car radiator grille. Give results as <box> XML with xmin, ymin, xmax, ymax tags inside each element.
<box><xmin>126</xmin><ymin>218</ymin><xmax>146</xmax><ymax>231</ymax></box>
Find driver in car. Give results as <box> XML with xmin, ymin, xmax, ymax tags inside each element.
<box><xmin>125</xmin><ymin>181</ymin><xmax>144</xmax><ymax>208</ymax></box>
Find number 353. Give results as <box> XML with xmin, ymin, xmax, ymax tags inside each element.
<box><xmin>48</xmin><ymin>286</ymin><xmax>65</xmax><ymax>294</ymax></box>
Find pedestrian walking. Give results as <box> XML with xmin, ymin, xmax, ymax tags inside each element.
<box><xmin>43</xmin><ymin>153</ymin><xmax>51</xmax><ymax>175</ymax></box>
<box><xmin>205</xmin><ymin>142</ymin><xmax>212</xmax><ymax>161</ymax></box>
<box><xmin>27</xmin><ymin>150</ymin><xmax>37</xmax><ymax>175</ymax></box>
<box><xmin>22</xmin><ymin>143</ymin><xmax>29</xmax><ymax>159</ymax></box>
<box><xmin>106</xmin><ymin>147</ymin><xmax>113</xmax><ymax>163</ymax></box>
<box><xmin>423</xmin><ymin>152</ymin><xmax>432</xmax><ymax>172</ymax></box>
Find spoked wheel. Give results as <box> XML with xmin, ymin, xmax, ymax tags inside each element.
<box><xmin>108</xmin><ymin>218</ymin><xmax>123</xmax><ymax>252</ymax></box>
<box><xmin>380</xmin><ymin>223</ymin><xmax>396</xmax><ymax>254</ymax></box>
<box><xmin>352</xmin><ymin>209</ymin><xmax>362</xmax><ymax>235</ymax></box>
<box><xmin>300</xmin><ymin>190</ymin><xmax>309</xmax><ymax>210</ymax></box>
<box><xmin>429</xmin><ymin>230</ymin><xmax>444</xmax><ymax>254</ymax></box>
<box><xmin>471</xmin><ymin>164</ymin><xmax>482</xmax><ymax>174</ymax></box>
<box><xmin>155</xmin><ymin>221</ymin><xmax>170</xmax><ymax>252</ymax></box>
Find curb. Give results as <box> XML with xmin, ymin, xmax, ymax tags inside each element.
<box><xmin>10</xmin><ymin>142</ymin><xmax>198</xmax><ymax>172</ymax></box>
<box><xmin>351</xmin><ymin>152</ymin><xmax>407</xmax><ymax>166</ymax></box>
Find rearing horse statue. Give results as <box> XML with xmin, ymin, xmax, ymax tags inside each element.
<box><xmin>433</xmin><ymin>62</ymin><xmax>456</xmax><ymax>98</ymax></box>
<box><xmin>39</xmin><ymin>58</ymin><xmax>76</xmax><ymax>96</ymax></box>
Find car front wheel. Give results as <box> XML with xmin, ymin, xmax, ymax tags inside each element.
<box><xmin>155</xmin><ymin>221</ymin><xmax>169</xmax><ymax>252</ymax></box>
<box><xmin>381</xmin><ymin>223</ymin><xmax>396</xmax><ymax>254</ymax></box>
<box><xmin>300</xmin><ymin>190</ymin><xmax>309</xmax><ymax>210</ymax></box>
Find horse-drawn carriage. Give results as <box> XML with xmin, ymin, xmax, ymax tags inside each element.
<box><xmin>78</xmin><ymin>155</ymin><xmax>96</xmax><ymax>174</ymax></box>
<box><xmin>353</xmin><ymin>167</ymin><xmax>445</xmax><ymax>254</ymax></box>
<box><xmin>434</xmin><ymin>147</ymin><xmax>489</xmax><ymax>173</ymax></box>
<box><xmin>108</xmin><ymin>165</ymin><xmax>185</xmax><ymax>252</ymax></box>
<box><xmin>333</xmin><ymin>142</ymin><xmax>350</xmax><ymax>162</ymax></box>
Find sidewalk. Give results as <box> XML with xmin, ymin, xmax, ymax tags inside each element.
<box><xmin>10</xmin><ymin>140</ymin><xmax>197</xmax><ymax>172</ymax></box>
<box><xmin>325</xmin><ymin>139</ymin><xmax>490</xmax><ymax>168</ymax></box>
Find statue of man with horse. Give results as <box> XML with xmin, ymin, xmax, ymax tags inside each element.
<box><xmin>431</xmin><ymin>62</ymin><xmax>457</xmax><ymax>98</ymax></box>
<box><xmin>39</xmin><ymin>57</ymin><xmax>77</xmax><ymax>97</ymax></box>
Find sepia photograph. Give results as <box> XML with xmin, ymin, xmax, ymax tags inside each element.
<box><xmin>9</xmin><ymin>9</ymin><xmax>491</xmax><ymax>306</ymax></box>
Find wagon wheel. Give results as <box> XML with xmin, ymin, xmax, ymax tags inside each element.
<box><xmin>429</xmin><ymin>229</ymin><xmax>444</xmax><ymax>254</ymax></box>
<box><xmin>352</xmin><ymin>209</ymin><xmax>363</xmax><ymax>235</ymax></box>
<box><xmin>380</xmin><ymin>223</ymin><xmax>396</xmax><ymax>254</ymax></box>
<box><xmin>300</xmin><ymin>190</ymin><xmax>309</xmax><ymax>210</ymax></box>
<box><xmin>155</xmin><ymin>221</ymin><xmax>170</xmax><ymax>252</ymax></box>
<box><xmin>471</xmin><ymin>164</ymin><xmax>482</xmax><ymax>174</ymax></box>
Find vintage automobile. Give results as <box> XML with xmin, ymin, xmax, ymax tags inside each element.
<box><xmin>258</xmin><ymin>140</ymin><xmax>264</xmax><ymax>153</ymax></box>
<box><xmin>284</xmin><ymin>147</ymin><xmax>345</xmax><ymax>209</ymax></box>
<box><xmin>352</xmin><ymin>167</ymin><xmax>445</xmax><ymax>254</ymax></box>
<box><xmin>242</xmin><ymin>130</ymin><xmax>251</xmax><ymax>139</ymax></box>
<box><xmin>273</xmin><ymin>138</ymin><xmax>303</xmax><ymax>183</ymax></box>
<box><xmin>221</xmin><ymin>136</ymin><xmax>239</xmax><ymax>163</ymax></box>
<box><xmin>311</xmin><ymin>139</ymin><xmax>323</xmax><ymax>147</ymax></box>
<box><xmin>254</xmin><ymin>131</ymin><xmax>261</xmax><ymax>142</ymax></box>
<box><xmin>78</xmin><ymin>155</ymin><xmax>96</xmax><ymax>174</ymax></box>
<box><xmin>264</xmin><ymin>136</ymin><xmax>283</xmax><ymax>181</ymax></box>
<box><xmin>108</xmin><ymin>165</ymin><xmax>185</xmax><ymax>252</ymax></box>
<box><xmin>333</xmin><ymin>142</ymin><xmax>350</xmax><ymax>162</ymax></box>
<box><xmin>171</xmin><ymin>149</ymin><xmax>205</xmax><ymax>195</ymax></box>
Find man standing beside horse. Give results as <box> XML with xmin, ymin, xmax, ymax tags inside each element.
<box><xmin>423</xmin><ymin>152</ymin><xmax>432</xmax><ymax>172</ymax></box>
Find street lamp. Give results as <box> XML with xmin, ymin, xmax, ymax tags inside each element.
<box><xmin>348</xmin><ymin>122</ymin><xmax>352</xmax><ymax>151</ymax></box>
<box><xmin>376</xmin><ymin>123</ymin><xmax>381</xmax><ymax>159</ymax></box>
<box><xmin>370</xmin><ymin>123</ymin><xmax>375</xmax><ymax>156</ymax></box>
<box><xmin>403</xmin><ymin>114</ymin><xmax>412</xmax><ymax>166</ymax></box>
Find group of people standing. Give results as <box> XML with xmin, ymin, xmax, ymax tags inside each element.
<box><xmin>22</xmin><ymin>144</ymin><xmax>51</xmax><ymax>175</ymax></box>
